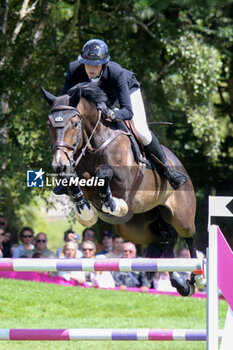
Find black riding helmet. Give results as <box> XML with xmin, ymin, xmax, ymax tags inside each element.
<box><xmin>78</xmin><ymin>39</ymin><xmax>110</xmax><ymax>65</ymax></box>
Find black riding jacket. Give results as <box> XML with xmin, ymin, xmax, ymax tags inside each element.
<box><xmin>61</xmin><ymin>60</ymin><xmax>140</xmax><ymax>121</ymax></box>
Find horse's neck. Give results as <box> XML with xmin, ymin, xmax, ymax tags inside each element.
<box><xmin>84</xmin><ymin>117</ymin><xmax>113</xmax><ymax>152</ymax></box>
<box><xmin>78</xmin><ymin>99</ymin><xmax>115</xmax><ymax>151</ymax></box>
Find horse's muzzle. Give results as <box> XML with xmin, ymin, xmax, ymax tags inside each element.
<box><xmin>52</xmin><ymin>161</ymin><xmax>71</xmax><ymax>175</ymax></box>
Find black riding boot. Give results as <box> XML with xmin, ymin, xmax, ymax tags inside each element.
<box><xmin>145</xmin><ymin>133</ymin><xmax>188</xmax><ymax>190</ymax></box>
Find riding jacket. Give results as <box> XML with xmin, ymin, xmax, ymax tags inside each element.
<box><xmin>61</xmin><ymin>60</ymin><xmax>140</xmax><ymax>121</ymax></box>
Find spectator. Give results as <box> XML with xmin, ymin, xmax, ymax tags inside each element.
<box><xmin>96</xmin><ymin>230</ymin><xmax>113</xmax><ymax>255</ymax></box>
<box><xmin>0</xmin><ymin>228</ymin><xmax>11</xmax><ymax>257</ymax></box>
<box><xmin>0</xmin><ymin>215</ymin><xmax>18</xmax><ymax>245</ymax></box>
<box><xmin>26</xmin><ymin>233</ymin><xmax>55</xmax><ymax>258</ymax></box>
<box><xmin>57</xmin><ymin>241</ymin><xmax>85</xmax><ymax>283</ymax></box>
<box><xmin>0</xmin><ymin>228</ymin><xmax>4</xmax><ymax>258</ymax></box>
<box><xmin>82</xmin><ymin>240</ymin><xmax>115</xmax><ymax>288</ymax></box>
<box><xmin>112</xmin><ymin>242</ymin><xmax>150</xmax><ymax>292</ymax></box>
<box><xmin>176</xmin><ymin>247</ymin><xmax>190</xmax><ymax>259</ymax></box>
<box><xmin>82</xmin><ymin>228</ymin><xmax>96</xmax><ymax>242</ymax></box>
<box><xmin>56</xmin><ymin>229</ymin><xmax>82</xmax><ymax>258</ymax></box>
<box><xmin>12</xmin><ymin>227</ymin><xmax>34</xmax><ymax>258</ymax></box>
<box><xmin>153</xmin><ymin>271</ymin><xmax>177</xmax><ymax>292</ymax></box>
<box><xmin>82</xmin><ymin>240</ymin><xmax>96</xmax><ymax>259</ymax></box>
<box><xmin>105</xmin><ymin>235</ymin><xmax>124</xmax><ymax>258</ymax></box>
<box><xmin>32</xmin><ymin>252</ymin><xmax>45</xmax><ymax>258</ymax></box>
<box><xmin>3</xmin><ymin>230</ymin><xmax>12</xmax><ymax>245</ymax></box>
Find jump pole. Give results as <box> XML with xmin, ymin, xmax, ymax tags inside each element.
<box><xmin>0</xmin><ymin>258</ymin><xmax>204</xmax><ymax>273</ymax></box>
<box><xmin>0</xmin><ymin>328</ymin><xmax>223</xmax><ymax>341</ymax></box>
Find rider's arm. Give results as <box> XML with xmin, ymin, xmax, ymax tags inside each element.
<box><xmin>113</xmin><ymin>70</ymin><xmax>133</xmax><ymax>121</ymax></box>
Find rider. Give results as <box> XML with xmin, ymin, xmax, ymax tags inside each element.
<box><xmin>56</xmin><ymin>39</ymin><xmax>188</xmax><ymax>194</ymax></box>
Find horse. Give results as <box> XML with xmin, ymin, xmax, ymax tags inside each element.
<box><xmin>41</xmin><ymin>82</ymin><xmax>205</xmax><ymax>296</ymax></box>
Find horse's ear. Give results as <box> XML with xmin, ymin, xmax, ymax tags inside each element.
<box><xmin>40</xmin><ymin>86</ymin><xmax>56</xmax><ymax>106</ymax></box>
<box><xmin>69</xmin><ymin>87</ymin><xmax>81</xmax><ymax>107</ymax></box>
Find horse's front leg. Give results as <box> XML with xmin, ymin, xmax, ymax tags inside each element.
<box><xmin>69</xmin><ymin>184</ymin><xmax>98</xmax><ymax>226</ymax></box>
<box><xmin>96</xmin><ymin>165</ymin><xmax>128</xmax><ymax>217</ymax></box>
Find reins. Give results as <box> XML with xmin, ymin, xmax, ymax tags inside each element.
<box><xmin>74</xmin><ymin>110</ymin><xmax>102</xmax><ymax>167</ymax></box>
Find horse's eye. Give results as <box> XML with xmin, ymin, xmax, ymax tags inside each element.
<box><xmin>73</xmin><ymin>121</ymin><xmax>79</xmax><ymax>129</ymax></box>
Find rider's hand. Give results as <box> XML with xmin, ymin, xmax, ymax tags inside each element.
<box><xmin>96</xmin><ymin>102</ymin><xmax>115</xmax><ymax>121</ymax></box>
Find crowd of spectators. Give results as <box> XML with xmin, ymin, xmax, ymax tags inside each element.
<box><xmin>0</xmin><ymin>215</ymin><xmax>205</xmax><ymax>293</ymax></box>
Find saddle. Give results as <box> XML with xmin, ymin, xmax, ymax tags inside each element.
<box><xmin>117</xmin><ymin>120</ymin><xmax>159</xmax><ymax>171</ymax></box>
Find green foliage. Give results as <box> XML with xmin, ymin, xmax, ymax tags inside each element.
<box><xmin>0</xmin><ymin>0</ymin><xmax>233</xmax><ymax>234</ymax></box>
<box><xmin>186</xmin><ymin>105</ymin><xmax>222</xmax><ymax>162</ymax></box>
<box><xmin>161</xmin><ymin>32</ymin><xmax>223</xmax><ymax>162</ymax></box>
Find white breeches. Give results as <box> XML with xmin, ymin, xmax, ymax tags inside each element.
<box><xmin>130</xmin><ymin>89</ymin><xmax>152</xmax><ymax>145</ymax></box>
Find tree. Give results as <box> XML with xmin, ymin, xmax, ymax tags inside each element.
<box><xmin>0</xmin><ymin>0</ymin><xmax>232</xmax><ymax>241</ymax></box>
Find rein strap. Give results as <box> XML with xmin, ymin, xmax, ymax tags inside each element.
<box><xmin>74</xmin><ymin>110</ymin><xmax>102</xmax><ymax>167</ymax></box>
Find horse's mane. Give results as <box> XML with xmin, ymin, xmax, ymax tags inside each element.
<box><xmin>68</xmin><ymin>82</ymin><xmax>108</xmax><ymax>105</ymax></box>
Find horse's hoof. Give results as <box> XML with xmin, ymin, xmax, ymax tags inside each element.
<box><xmin>169</xmin><ymin>271</ymin><xmax>195</xmax><ymax>297</ymax></box>
<box><xmin>102</xmin><ymin>198</ymin><xmax>128</xmax><ymax>217</ymax></box>
<box><xmin>193</xmin><ymin>274</ymin><xmax>207</xmax><ymax>290</ymax></box>
<box><xmin>112</xmin><ymin>198</ymin><xmax>128</xmax><ymax>216</ymax></box>
<box><xmin>75</xmin><ymin>205</ymin><xmax>98</xmax><ymax>226</ymax></box>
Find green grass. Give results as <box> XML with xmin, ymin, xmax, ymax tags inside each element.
<box><xmin>0</xmin><ymin>278</ymin><xmax>228</xmax><ymax>350</ymax></box>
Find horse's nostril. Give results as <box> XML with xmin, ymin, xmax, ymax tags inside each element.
<box><xmin>52</xmin><ymin>162</ymin><xmax>65</xmax><ymax>174</ymax></box>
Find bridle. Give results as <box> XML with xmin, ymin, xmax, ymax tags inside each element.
<box><xmin>48</xmin><ymin>104</ymin><xmax>101</xmax><ymax>171</ymax></box>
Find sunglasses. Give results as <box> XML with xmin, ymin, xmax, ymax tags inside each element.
<box><xmin>85</xmin><ymin>233</ymin><xmax>94</xmax><ymax>238</ymax></box>
<box><xmin>37</xmin><ymin>239</ymin><xmax>46</xmax><ymax>243</ymax></box>
<box><xmin>82</xmin><ymin>248</ymin><xmax>93</xmax><ymax>251</ymax></box>
<box><xmin>22</xmin><ymin>234</ymin><xmax>33</xmax><ymax>238</ymax></box>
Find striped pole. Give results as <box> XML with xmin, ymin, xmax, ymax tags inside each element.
<box><xmin>0</xmin><ymin>258</ymin><xmax>204</xmax><ymax>273</ymax></box>
<box><xmin>0</xmin><ymin>329</ymin><xmax>223</xmax><ymax>341</ymax></box>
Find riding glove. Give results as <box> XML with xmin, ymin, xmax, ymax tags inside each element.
<box><xmin>96</xmin><ymin>102</ymin><xmax>115</xmax><ymax>121</ymax></box>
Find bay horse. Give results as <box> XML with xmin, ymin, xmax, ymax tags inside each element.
<box><xmin>41</xmin><ymin>82</ymin><xmax>205</xmax><ymax>296</ymax></box>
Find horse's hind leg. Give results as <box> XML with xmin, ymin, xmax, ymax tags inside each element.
<box><xmin>184</xmin><ymin>237</ymin><xmax>197</xmax><ymax>258</ymax></box>
<box><xmin>96</xmin><ymin>165</ymin><xmax>128</xmax><ymax>217</ymax></box>
<box><xmin>184</xmin><ymin>237</ymin><xmax>206</xmax><ymax>290</ymax></box>
<box><xmin>146</xmin><ymin>218</ymin><xmax>196</xmax><ymax>296</ymax></box>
